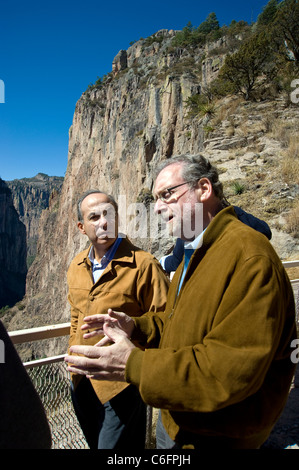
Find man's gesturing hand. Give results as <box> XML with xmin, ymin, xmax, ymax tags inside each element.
<box><xmin>81</xmin><ymin>309</ymin><xmax>135</xmax><ymax>345</ymax></box>
<box><xmin>65</xmin><ymin>320</ymin><xmax>136</xmax><ymax>382</ymax></box>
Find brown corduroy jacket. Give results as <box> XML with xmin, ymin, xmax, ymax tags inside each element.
<box><xmin>126</xmin><ymin>206</ymin><xmax>297</xmax><ymax>448</ymax></box>
<box><xmin>67</xmin><ymin>237</ymin><xmax>169</xmax><ymax>403</ymax></box>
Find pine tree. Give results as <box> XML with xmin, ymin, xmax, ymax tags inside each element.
<box><xmin>218</xmin><ymin>32</ymin><xmax>275</xmax><ymax>100</ymax></box>
<box><xmin>257</xmin><ymin>0</ymin><xmax>280</xmax><ymax>26</ymax></box>
<box><xmin>272</xmin><ymin>0</ymin><xmax>299</xmax><ymax>63</ymax></box>
<box><xmin>197</xmin><ymin>12</ymin><xmax>220</xmax><ymax>34</ymax></box>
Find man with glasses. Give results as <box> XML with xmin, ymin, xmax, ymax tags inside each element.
<box><xmin>159</xmin><ymin>204</ymin><xmax>272</xmax><ymax>275</ymax></box>
<box><xmin>66</xmin><ymin>190</ymin><xmax>169</xmax><ymax>449</ymax></box>
<box><xmin>66</xmin><ymin>156</ymin><xmax>297</xmax><ymax>449</ymax></box>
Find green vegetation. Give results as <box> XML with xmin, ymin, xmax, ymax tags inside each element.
<box><xmin>143</xmin><ymin>33</ymin><xmax>166</xmax><ymax>47</ymax></box>
<box><xmin>27</xmin><ymin>254</ymin><xmax>36</xmax><ymax>269</ymax></box>
<box><xmin>185</xmin><ymin>94</ymin><xmax>215</xmax><ymax>119</ymax></box>
<box><xmin>171</xmin><ymin>14</ymin><xmax>252</xmax><ymax>50</ymax></box>
<box><xmin>216</xmin><ymin>0</ymin><xmax>299</xmax><ymax>100</ymax></box>
<box><xmin>203</xmin><ymin>125</ymin><xmax>215</xmax><ymax>137</ymax></box>
<box><xmin>218</xmin><ymin>31</ymin><xmax>276</xmax><ymax>100</ymax></box>
<box><xmin>182</xmin><ymin>0</ymin><xmax>298</xmax><ymax>107</ymax></box>
<box><xmin>271</xmin><ymin>0</ymin><xmax>299</xmax><ymax>63</ymax></box>
<box><xmin>172</xmin><ymin>13</ymin><xmax>221</xmax><ymax>48</ymax></box>
<box><xmin>84</xmin><ymin>0</ymin><xmax>298</xmax><ymax>105</ymax></box>
<box><xmin>256</xmin><ymin>0</ymin><xmax>280</xmax><ymax>26</ymax></box>
<box><xmin>86</xmin><ymin>72</ymin><xmax>113</xmax><ymax>92</ymax></box>
<box><xmin>172</xmin><ymin>0</ymin><xmax>298</xmax><ymax>65</ymax></box>
<box><xmin>231</xmin><ymin>181</ymin><xmax>246</xmax><ymax>195</ymax></box>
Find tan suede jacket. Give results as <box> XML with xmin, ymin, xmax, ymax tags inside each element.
<box><xmin>126</xmin><ymin>206</ymin><xmax>297</xmax><ymax>448</ymax></box>
<box><xmin>67</xmin><ymin>237</ymin><xmax>169</xmax><ymax>403</ymax></box>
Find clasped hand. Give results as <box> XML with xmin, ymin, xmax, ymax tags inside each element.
<box><xmin>65</xmin><ymin>309</ymin><xmax>135</xmax><ymax>382</ymax></box>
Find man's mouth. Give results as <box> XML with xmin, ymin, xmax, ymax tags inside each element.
<box><xmin>161</xmin><ymin>213</ymin><xmax>174</xmax><ymax>224</ymax></box>
<box><xmin>96</xmin><ymin>231</ymin><xmax>115</xmax><ymax>239</ymax></box>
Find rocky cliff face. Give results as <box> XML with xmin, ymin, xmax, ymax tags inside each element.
<box><xmin>6</xmin><ymin>174</ymin><xmax>64</xmax><ymax>265</ymax></box>
<box><xmin>3</xmin><ymin>30</ymin><xmax>298</xmax><ymax>360</ymax></box>
<box><xmin>0</xmin><ymin>179</ymin><xmax>27</xmax><ymax>308</ymax></box>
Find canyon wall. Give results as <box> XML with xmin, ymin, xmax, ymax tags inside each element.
<box><xmin>0</xmin><ymin>179</ymin><xmax>27</xmax><ymax>308</ymax></box>
<box><xmin>6</xmin><ymin>173</ymin><xmax>64</xmax><ymax>265</ymax></box>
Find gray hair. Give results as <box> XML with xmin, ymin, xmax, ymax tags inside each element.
<box><xmin>154</xmin><ymin>154</ymin><xmax>225</xmax><ymax>201</ymax></box>
<box><xmin>77</xmin><ymin>190</ymin><xmax>118</xmax><ymax>222</ymax></box>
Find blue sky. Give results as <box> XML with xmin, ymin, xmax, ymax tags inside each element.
<box><xmin>0</xmin><ymin>0</ymin><xmax>270</xmax><ymax>181</ymax></box>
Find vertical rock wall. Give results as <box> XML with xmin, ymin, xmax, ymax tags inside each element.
<box><xmin>23</xmin><ymin>31</ymin><xmax>207</xmax><ymax>327</ymax></box>
<box><xmin>6</xmin><ymin>174</ymin><xmax>64</xmax><ymax>262</ymax></box>
<box><xmin>0</xmin><ymin>179</ymin><xmax>27</xmax><ymax>307</ymax></box>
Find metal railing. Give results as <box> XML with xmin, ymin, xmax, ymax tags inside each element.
<box><xmin>8</xmin><ymin>322</ymin><xmax>155</xmax><ymax>449</ymax></box>
<box><xmin>7</xmin><ymin>260</ymin><xmax>299</xmax><ymax>449</ymax></box>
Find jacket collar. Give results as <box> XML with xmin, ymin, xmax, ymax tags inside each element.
<box><xmin>174</xmin><ymin>206</ymin><xmax>238</xmax><ymax>299</ymax></box>
<box><xmin>76</xmin><ymin>237</ymin><xmax>136</xmax><ymax>267</ymax></box>
<box><xmin>201</xmin><ymin>205</ymin><xmax>237</xmax><ymax>250</ymax></box>
<box><xmin>184</xmin><ymin>205</ymin><xmax>237</xmax><ymax>268</ymax></box>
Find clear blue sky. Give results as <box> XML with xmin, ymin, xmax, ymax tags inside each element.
<box><xmin>0</xmin><ymin>0</ymin><xmax>269</xmax><ymax>181</ymax></box>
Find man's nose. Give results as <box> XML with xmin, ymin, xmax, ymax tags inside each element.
<box><xmin>98</xmin><ymin>215</ymin><xmax>108</xmax><ymax>228</ymax></box>
<box><xmin>154</xmin><ymin>198</ymin><xmax>163</xmax><ymax>214</ymax></box>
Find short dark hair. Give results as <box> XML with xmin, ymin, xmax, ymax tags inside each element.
<box><xmin>77</xmin><ymin>190</ymin><xmax>118</xmax><ymax>222</ymax></box>
<box><xmin>155</xmin><ymin>154</ymin><xmax>225</xmax><ymax>201</ymax></box>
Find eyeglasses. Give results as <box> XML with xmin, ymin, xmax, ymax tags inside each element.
<box><xmin>155</xmin><ymin>181</ymin><xmax>193</xmax><ymax>203</ymax></box>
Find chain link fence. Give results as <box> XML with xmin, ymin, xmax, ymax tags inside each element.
<box><xmin>27</xmin><ymin>361</ymin><xmax>88</xmax><ymax>449</ymax></box>
<box><xmin>26</xmin><ymin>359</ymin><xmax>155</xmax><ymax>449</ymax></box>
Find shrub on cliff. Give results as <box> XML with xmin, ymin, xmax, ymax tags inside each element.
<box><xmin>217</xmin><ymin>31</ymin><xmax>276</xmax><ymax>100</ymax></box>
<box><xmin>271</xmin><ymin>0</ymin><xmax>299</xmax><ymax>64</ymax></box>
<box><xmin>172</xmin><ymin>13</ymin><xmax>221</xmax><ymax>48</ymax></box>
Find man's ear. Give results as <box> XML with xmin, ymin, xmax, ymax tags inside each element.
<box><xmin>77</xmin><ymin>221</ymin><xmax>86</xmax><ymax>235</ymax></box>
<box><xmin>197</xmin><ymin>178</ymin><xmax>212</xmax><ymax>202</ymax></box>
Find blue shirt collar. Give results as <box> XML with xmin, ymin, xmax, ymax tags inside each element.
<box><xmin>183</xmin><ymin>229</ymin><xmax>206</xmax><ymax>251</ymax></box>
<box><xmin>88</xmin><ymin>235</ymin><xmax>123</xmax><ymax>270</ymax></box>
